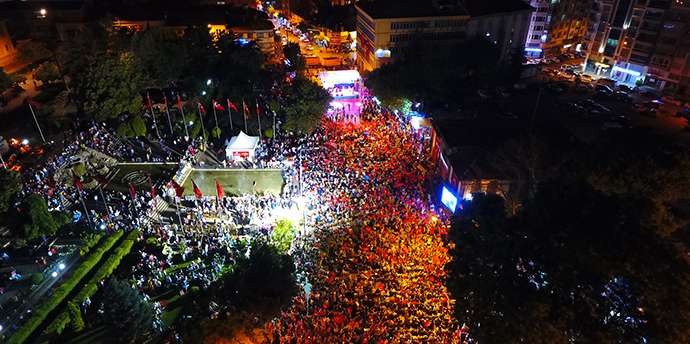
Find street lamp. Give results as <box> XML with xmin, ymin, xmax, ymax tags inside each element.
<box><xmin>206</xmin><ymin>79</ymin><xmax>212</xmax><ymax>86</ymax></box>
<box><xmin>21</xmin><ymin>139</ymin><xmax>29</xmax><ymax>145</ymax></box>
<box><xmin>201</xmin><ymin>91</ymin><xmax>207</xmax><ymax>96</ymax></box>
<box><xmin>51</xmin><ymin>271</ymin><xmax>58</xmax><ymax>278</ymax></box>
<box><xmin>58</xmin><ymin>263</ymin><xmax>65</xmax><ymax>270</ymax></box>
<box><xmin>39</xmin><ymin>8</ymin><xmax>47</xmax><ymax>18</ymax></box>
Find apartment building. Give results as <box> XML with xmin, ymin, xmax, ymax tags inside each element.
<box><xmin>523</xmin><ymin>0</ymin><xmax>551</xmax><ymax>57</ymax></box>
<box><xmin>355</xmin><ymin>0</ymin><xmax>532</xmax><ymax>73</ymax></box>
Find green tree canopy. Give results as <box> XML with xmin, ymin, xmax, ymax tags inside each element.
<box><xmin>281</xmin><ymin>77</ymin><xmax>331</xmax><ymax>134</ymax></box>
<box><xmin>20</xmin><ymin>194</ymin><xmax>68</xmax><ymax>240</ymax></box>
<box><xmin>0</xmin><ymin>169</ymin><xmax>21</xmax><ymax>213</ymax></box>
<box><xmin>447</xmin><ymin>184</ymin><xmax>690</xmax><ymax>343</ymax></box>
<box><xmin>283</xmin><ymin>42</ymin><xmax>304</xmax><ymax>71</ymax></box>
<box><xmin>83</xmin><ymin>52</ymin><xmax>147</xmax><ymax>121</ymax></box>
<box><xmin>33</xmin><ymin>62</ymin><xmax>61</xmax><ymax>84</ymax></box>
<box><xmin>97</xmin><ymin>278</ymin><xmax>154</xmax><ymax>341</ymax></box>
<box><xmin>219</xmin><ymin>239</ymin><xmax>297</xmax><ymax>320</ymax></box>
<box><xmin>271</xmin><ymin>219</ymin><xmax>296</xmax><ymax>254</ymax></box>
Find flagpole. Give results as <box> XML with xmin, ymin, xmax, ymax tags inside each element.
<box><xmin>27</xmin><ymin>101</ymin><xmax>46</xmax><ymax>143</ymax></box>
<box><xmin>227</xmin><ymin>99</ymin><xmax>234</xmax><ymax>132</ymax></box>
<box><xmin>148</xmin><ymin>93</ymin><xmax>161</xmax><ymax>140</ymax></box>
<box><xmin>272</xmin><ymin>110</ymin><xmax>276</xmax><ymax>139</ymax></box>
<box><xmin>175</xmin><ymin>196</ymin><xmax>184</xmax><ymax>229</ymax></box>
<box><xmin>242</xmin><ymin>98</ymin><xmax>248</xmax><ymax>133</ymax></box>
<box><xmin>212</xmin><ymin>102</ymin><xmax>219</xmax><ymax>133</ymax></box>
<box><xmin>98</xmin><ymin>185</ymin><xmax>111</xmax><ymax>220</ymax></box>
<box><xmin>198</xmin><ymin>103</ymin><xmax>207</xmax><ymax>142</ymax></box>
<box><xmin>256</xmin><ymin>101</ymin><xmax>262</xmax><ymax>138</ymax></box>
<box><xmin>179</xmin><ymin>96</ymin><xmax>189</xmax><ymax>140</ymax></box>
<box><xmin>78</xmin><ymin>189</ymin><xmax>93</xmax><ymax>229</ymax></box>
<box><xmin>164</xmin><ymin>95</ymin><xmax>174</xmax><ymax>136</ymax></box>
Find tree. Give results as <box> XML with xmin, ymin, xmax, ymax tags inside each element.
<box><xmin>211</xmin><ymin>126</ymin><xmax>222</xmax><ymax>139</ymax></box>
<box><xmin>219</xmin><ymin>239</ymin><xmax>297</xmax><ymax>320</ymax></box>
<box><xmin>129</xmin><ymin>115</ymin><xmax>147</xmax><ymax>137</ymax></box>
<box><xmin>131</xmin><ymin>27</ymin><xmax>187</xmax><ymax>87</ymax></box>
<box><xmin>271</xmin><ymin>219</ymin><xmax>296</xmax><ymax>254</ymax></box>
<box><xmin>20</xmin><ymin>194</ymin><xmax>67</xmax><ymax>240</ymax></box>
<box><xmin>447</xmin><ymin>183</ymin><xmax>690</xmax><ymax>343</ymax></box>
<box><xmin>16</xmin><ymin>40</ymin><xmax>51</xmax><ymax>62</ymax></box>
<box><xmin>283</xmin><ymin>42</ymin><xmax>304</xmax><ymax>71</ymax></box>
<box><xmin>0</xmin><ymin>67</ymin><xmax>12</xmax><ymax>91</ymax></box>
<box><xmin>281</xmin><ymin>77</ymin><xmax>331</xmax><ymax>134</ymax></box>
<box><xmin>67</xmin><ymin>301</ymin><xmax>85</xmax><ymax>332</ymax></box>
<box><xmin>0</xmin><ymin>169</ymin><xmax>21</xmax><ymax>214</ymax></box>
<box><xmin>33</xmin><ymin>62</ymin><xmax>61</xmax><ymax>84</ymax></box>
<box><xmin>98</xmin><ymin>278</ymin><xmax>154</xmax><ymax>341</ymax></box>
<box><xmin>83</xmin><ymin>52</ymin><xmax>147</xmax><ymax>121</ymax></box>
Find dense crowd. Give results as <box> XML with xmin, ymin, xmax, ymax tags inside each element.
<box><xmin>265</xmin><ymin>100</ymin><xmax>461</xmax><ymax>342</ymax></box>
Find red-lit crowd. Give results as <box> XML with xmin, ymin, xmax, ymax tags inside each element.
<box><xmin>265</xmin><ymin>103</ymin><xmax>462</xmax><ymax>343</ymax></box>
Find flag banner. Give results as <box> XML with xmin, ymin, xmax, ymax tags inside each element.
<box><xmin>129</xmin><ymin>183</ymin><xmax>137</xmax><ymax>199</ymax></box>
<box><xmin>169</xmin><ymin>180</ymin><xmax>185</xmax><ymax>197</ymax></box>
<box><xmin>227</xmin><ymin>99</ymin><xmax>238</xmax><ymax>112</ymax></box>
<box><xmin>73</xmin><ymin>174</ymin><xmax>83</xmax><ymax>191</ymax></box>
<box><xmin>213</xmin><ymin>100</ymin><xmax>225</xmax><ymax>111</ymax></box>
<box><xmin>177</xmin><ymin>94</ymin><xmax>183</xmax><ymax>112</ymax></box>
<box><xmin>192</xmin><ymin>180</ymin><xmax>203</xmax><ymax>199</ymax></box>
<box><xmin>215</xmin><ymin>178</ymin><xmax>224</xmax><ymax>198</ymax></box>
<box><xmin>198</xmin><ymin>103</ymin><xmax>206</xmax><ymax>114</ymax></box>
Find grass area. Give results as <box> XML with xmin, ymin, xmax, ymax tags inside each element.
<box><xmin>181</xmin><ymin>168</ymin><xmax>284</xmax><ymax>196</ymax></box>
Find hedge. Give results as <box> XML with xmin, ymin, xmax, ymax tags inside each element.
<box><xmin>44</xmin><ymin>230</ymin><xmax>140</xmax><ymax>336</ymax></box>
<box><xmin>79</xmin><ymin>233</ymin><xmax>104</xmax><ymax>256</ymax></box>
<box><xmin>7</xmin><ymin>230</ymin><xmax>124</xmax><ymax>344</ymax></box>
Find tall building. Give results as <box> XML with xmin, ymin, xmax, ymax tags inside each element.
<box><xmin>647</xmin><ymin>0</ymin><xmax>690</xmax><ymax>94</ymax></box>
<box><xmin>0</xmin><ymin>20</ymin><xmax>16</xmax><ymax>69</ymax></box>
<box><xmin>523</xmin><ymin>0</ymin><xmax>550</xmax><ymax>57</ymax></box>
<box><xmin>583</xmin><ymin>0</ymin><xmax>686</xmax><ymax>88</ymax></box>
<box><xmin>355</xmin><ymin>0</ymin><xmax>532</xmax><ymax>73</ymax></box>
<box><xmin>542</xmin><ymin>0</ymin><xmax>592</xmax><ymax>56</ymax></box>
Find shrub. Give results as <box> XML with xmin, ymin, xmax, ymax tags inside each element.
<box><xmin>7</xmin><ymin>230</ymin><xmax>124</xmax><ymax>344</ymax></box>
<box><xmin>30</xmin><ymin>273</ymin><xmax>44</xmax><ymax>285</ymax></box>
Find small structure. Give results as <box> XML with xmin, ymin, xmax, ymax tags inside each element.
<box><xmin>225</xmin><ymin>131</ymin><xmax>259</xmax><ymax>162</ymax></box>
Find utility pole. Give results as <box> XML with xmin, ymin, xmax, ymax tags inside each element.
<box><xmin>27</xmin><ymin>100</ymin><xmax>46</xmax><ymax>143</ymax></box>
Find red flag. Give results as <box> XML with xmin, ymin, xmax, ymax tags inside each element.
<box><xmin>129</xmin><ymin>183</ymin><xmax>136</xmax><ymax>199</ymax></box>
<box><xmin>242</xmin><ymin>100</ymin><xmax>250</xmax><ymax>117</ymax></box>
<box><xmin>169</xmin><ymin>180</ymin><xmax>185</xmax><ymax>197</ymax></box>
<box><xmin>146</xmin><ymin>92</ymin><xmax>153</xmax><ymax>112</ymax></box>
<box><xmin>214</xmin><ymin>178</ymin><xmax>224</xmax><ymax>198</ymax></box>
<box><xmin>198</xmin><ymin>103</ymin><xmax>206</xmax><ymax>114</ymax></box>
<box><xmin>255</xmin><ymin>100</ymin><xmax>261</xmax><ymax>116</ymax></box>
<box><xmin>213</xmin><ymin>100</ymin><xmax>225</xmax><ymax>111</ymax></box>
<box><xmin>163</xmin><ymin>94</ymin><xmax>169</xmax><ymax>112</ymax></box>
<box><xmin>192</xmin><ymin>180</ymin><xmax>202</xmax><ymax>199</ymax></box>
<box><xmin>177</xmin><ymin>94</ymin><xmax>183</xmax><ymax>112</ymax></box>
<box><xmin>73</xmin><ymin>174</ymin><xmax>83</xmax><ymax>191</ymax></box>
<box><xmin>227</xmin><ymin>99</ymin><xmax>238</xmax><ymax>112</ymax></box>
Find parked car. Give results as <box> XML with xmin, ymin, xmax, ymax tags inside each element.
<box><xmin>595</xmin><ymin>84</ymin><xmax>614</xmax><ymax>95</ymax></box>
<box><xmin>613</xmin><ymin>91</ymin><xmax>633</xmax><ymax>102</ymax></box>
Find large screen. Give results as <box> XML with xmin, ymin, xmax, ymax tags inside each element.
<box><xmin>441</xmin><ymin>186</ymin><xmax>458</xmax><ymax>213</ymax></box>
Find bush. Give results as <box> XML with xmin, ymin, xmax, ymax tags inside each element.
<box><xmin>45</xmin><ymin>230</ymin><xmax>139</xmax><ymax>336</ymax></box>
<box><xmin>67</xmin><ymin>302</ymin><xmax>84</xmax><ymax>332</ymax></box>
<box><xmin>79</xmin><ymin>232</ymin><xmax>104</xmax><ymax>256</ymax></box>
<box><xmin>8</xmin><ymin>230</ymin><xmax>124</xmax><ymax>344</ymax></box>
<box><xmin>31</xmin><ymin>273</ymin><xmax>44</xmax><ymax>285</ymax></box>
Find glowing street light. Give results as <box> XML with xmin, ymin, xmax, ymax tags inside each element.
<box><xmin>206</xmin><ymin>79</ymin><xmax>212</xmax><ymax>86</ymax></box>
<box><xmin>39</xmin><ymin>8</ymin><xmax>47</xmax><ymax>17</ymax></box>
<box><xmin>58</xmin><ymin>263</ymin><xmax>65</xmax><ymax>270</ymax></box>
<box><xmin>51</xmin><ymin>271</ymin><xmax>58</xmax><ymax>278</ymax></box>
<box><xmin>21</xmin><ymin>139</ymin><xmax>29</xmax><ymax>145</ymax></box>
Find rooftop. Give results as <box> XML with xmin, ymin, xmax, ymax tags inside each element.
<box><xmin>356</xmin><ymin>0</ymin><xmax>532</xmax><ymax>20</ymax></box>
<box><xmin>356</xmin><ymin>0</ymin><xmax>468</xmax><ymax>19</ymax></box>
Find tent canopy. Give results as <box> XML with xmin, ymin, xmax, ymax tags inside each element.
<box><xmin>226</xmin><ymin>131</ymin><xmax>259</xmax><ymax>150</ymax></box>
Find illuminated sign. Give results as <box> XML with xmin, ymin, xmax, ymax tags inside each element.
<box><xmin>441</xmin><ymin>186</ymin><xmax>458</xmax><ymax>213</ymax></box>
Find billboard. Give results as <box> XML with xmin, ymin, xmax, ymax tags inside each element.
<box><xmin>441</xmin><ymin>186</ymin><xmax>458</xmax><ymax>213</ymax></box>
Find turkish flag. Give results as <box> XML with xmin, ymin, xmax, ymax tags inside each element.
<box><xmin>192</xmin><ymin>180</ymin><xmax>202</xmax><ymax>199</ymax></box>
<box><xmin>177</xmin><ymin>94</ymin><xmax>183</xmax><ymax>112</ymax></box>
<box><xmin>169</xmin><ymin>180</ymin><xmax>185</xmax><ymax>197</ymax></box>
<box><xmin>227</xmin><ymin>99</ymin><xmax>238</xmax><ymax>112</ymax></box>
<box><xmin>73</xmin><ymin>174</ymin><xmax>83</xmax><ymax>191</ymax></box>
<box><xmin>198</xmin><ymin>103</ymin><xmax>206</xmax><ymax>114</ymax></box>
<box><xmin>214</xmin><ymin>178</ymin><xmax>224</xmax><ymax>198</ymax></box>
<box><xmin>129</xmin><ymin>183</ymin><xmax>137</xmax><ymax>199</ymax></box>
<box><xmin>213</xmin><ymin>100</ymin><xmax>225</xmax><ymax>111</ymax></box>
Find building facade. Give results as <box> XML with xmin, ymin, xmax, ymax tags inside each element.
<box><xmin>523</xmin><ymin>0</ymin><xmax>551</xmax><ymax>57</ymax></box>
<box><xmin>0</xmin><ymin>20</ymin><xmax>16</xmax><ymax>69</ymax></box>
<box><xmin>582</xmin><ymin>0</ymin><xmax>690</xmax><ymax>91</ymax></box>
<box><xmin>355</xmin><ymin>0</ymin><xmax>531</xmax><ymax>73</ymax></box>
<box><xmin>543</xmin><ymin>0</ymin><xmax>593</xmax><ymax>56</ymax></box>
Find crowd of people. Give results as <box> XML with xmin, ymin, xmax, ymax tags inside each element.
<box><xmin>264</xmin><ymin>98</ymin><xmax>461</xmax><ymax>342</ymax></box>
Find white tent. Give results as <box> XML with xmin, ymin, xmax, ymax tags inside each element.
<box><xmin>225</xmin><ymin>131</ymin><xmax>260</xmax><ymax>162</ymax></box>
